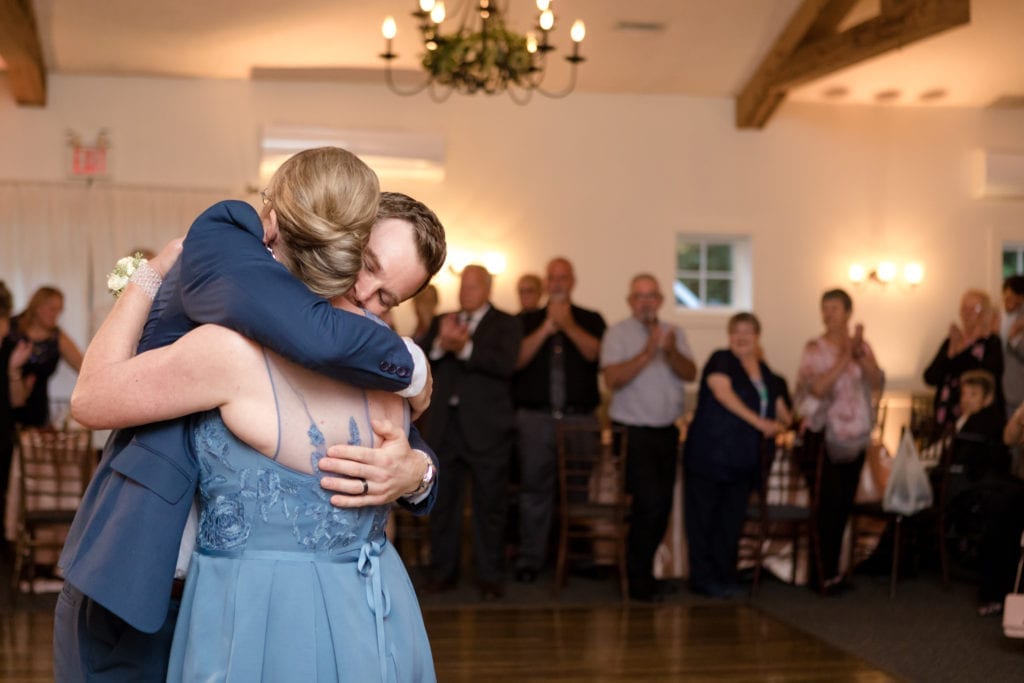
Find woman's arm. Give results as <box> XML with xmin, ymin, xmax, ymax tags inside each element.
<box><xmin>808</xmin><ymin>347</ymin><xmax>852</xmax><ymax>398</ymax></box>
<box><xmin>71</xmin><ymin>239</ymin><xmax>242</xmax><ymax>428</ymax></box>
<box><xmin>58</xmin><ymin>331</ymin><xmax>84</xmax><ymax>372</ymax></box>
<box><xmin>7</xmin><ymin>340</ymin><xmax>35</xmax><ymax>407</ymax></box>
<box><xmin>855</xmin><ymin>340</ymin><xmax>884</xmax><ymax>392</ymax></box>
<box><xmin>707</xmin><ymin>373</ymin><xmax>780</xmax><ymax>437</ymax></box>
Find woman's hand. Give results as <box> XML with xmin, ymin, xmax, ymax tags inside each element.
<box><xmin>150</xmin><ymin>237</ymin><xmax>185</xmax><ymax>278</ymax></box>
<box><xmin>757</xmin><ymin>417</ymin><xmax>783</xmax><ymax>438</ymax></box>
<box><xmin>319</xmin><ymin>419</ymin><xmax>427</xmax><ymax>508</ymax></box>
<box><xmin>948</xmin><ymin>323</ymin><xmax>966</xmax><ymax>357</ymax></box>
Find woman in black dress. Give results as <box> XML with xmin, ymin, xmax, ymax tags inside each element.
<box><xmin>6</xmin><ymin>286</ymin><xmax>83</xmax><ymax>427</ymax></box>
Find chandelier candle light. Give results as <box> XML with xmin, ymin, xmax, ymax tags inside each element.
<box><xmin>380</xmin><ymin>0</ymin><xmax>586</xmax><ymax>102</ymax></box>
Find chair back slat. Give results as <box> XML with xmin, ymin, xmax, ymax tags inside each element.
<box><xmin>18</xmin><ymin>429</ymin><xmax>93</xmax><ymax>512</ymax></box>
<box><xmin>553</xmin><ymin>423</ymin><xmax>631</xmax><ymax>599</ymax></box>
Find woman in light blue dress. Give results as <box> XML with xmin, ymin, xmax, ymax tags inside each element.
<box><xmin>71</xmin><ymin>188</ymin><xmax>442</xmax><ymax>681</ymax></box>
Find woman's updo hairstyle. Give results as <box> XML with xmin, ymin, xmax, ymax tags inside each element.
<box><xmin>265</xmin><ymin>147</ymin><xmax>380</xmax><ymax>299</ymax></box>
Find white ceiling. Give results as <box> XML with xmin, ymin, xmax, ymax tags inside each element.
<box><xmin>7</xmin><ymin>0</ymin><xmax>1024</xmax><ymax>109</ymax></box>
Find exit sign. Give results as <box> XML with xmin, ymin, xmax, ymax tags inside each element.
<box><xmin>70</xmin><ymin>145</ymin><xmax>108</xmax><ymax>178</ymax></box>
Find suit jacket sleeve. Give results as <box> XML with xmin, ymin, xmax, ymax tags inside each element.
<box><xmin>467</xmin><ymin>311</ymin><xmax>522</xmax><ymax>379</ymax></box>
<box><xmin>177</xmin><ymin>200</ymin><xmax>414</xmax><ymax>390</ymax></box>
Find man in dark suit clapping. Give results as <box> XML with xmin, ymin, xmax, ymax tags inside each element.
<box><xmin>419</xmin><ymin>264</ymin><xmax>522</xmax><ymax>599</ymax></box>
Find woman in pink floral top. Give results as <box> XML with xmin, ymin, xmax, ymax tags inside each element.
<box><xmin>923</xmin><ymin>289</ymin><xmax>1004</xmax><ymax>437</ymax></box>
<box><xmin>796</xmin><ymin>289</ymin><xmax>884</xmax><ymax>592</ymax></box>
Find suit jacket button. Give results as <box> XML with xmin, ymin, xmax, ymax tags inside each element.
<box><xmin>379</xmin><ymin>361</ymin><xmax>389</xmax><ymax>371</ymax></box>
<box><xmin>397</xmin><ymin>367</ymin><xmax>410</xmax><ymax>378</ymax></box>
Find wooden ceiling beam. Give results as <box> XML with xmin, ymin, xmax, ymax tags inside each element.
<box><xmin>0</xmin><ymin>0</ymin><xmax>47</xmax><ymax>106</ymax></box>
<box><xmin>736</xmin><ymin>0</ymin><xmax>970</xmax><ymax>130</ymax></box>
<box><xmin>804</xmin><ymin>0</ymin><xmax>861</xmax><ymax>41</ymax></box>
<box><xmin>735</xmin><ymin>0</ymin><xmax>837</xmax><ymax>133</ymax></box>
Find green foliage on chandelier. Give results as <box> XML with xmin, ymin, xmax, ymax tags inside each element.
<box><xmin>422</xmin><ymin>24</ymin><xmax>536</xmax><ymax>93</ymax></box>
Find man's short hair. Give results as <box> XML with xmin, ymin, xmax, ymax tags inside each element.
<box><xmin>1004</xmin><ymin>275</ymin><xmax>1024</xmax><ymax>296</ymax></box>
<box><xmin>960</xmin><ymin>369</ymin><xmax>996</xmax><ymax>398</ymax></box>
<box><xmin>377</xmin><ymin>192</ymin><xmax>446</xmax><ymax>281</ymax></box>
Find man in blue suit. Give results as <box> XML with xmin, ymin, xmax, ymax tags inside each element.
<box><xmin>54</xmin><ymin>186</ymin><xmax>446</xmax><ymax>681</ymax></box>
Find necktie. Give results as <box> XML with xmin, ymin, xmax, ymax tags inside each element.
<box><xmin>550</xmin><ymin>333</ymin><xmax>566</xmax><ymax>412</ymax></box>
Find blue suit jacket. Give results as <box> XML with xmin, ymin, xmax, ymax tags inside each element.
<box><xmin>59</xmin><ymin>200</ymin><xmax>438</xmax><ymax>633</ymax></box>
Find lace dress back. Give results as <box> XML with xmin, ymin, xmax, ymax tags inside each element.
<box><xmin>166</xmin><ymin>351</ymin><xmax>433</xmax><ymax>683</ymax></box>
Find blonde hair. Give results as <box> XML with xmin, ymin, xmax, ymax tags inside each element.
<box><xmin>265</xmin><ymin>147</ymin><xmax>380</xmax><ymax>298</ymax></box>
<box><xmin>18</xmin><ymin>286</ymin><xmax>63</xmax><ymax>333</ymax></box>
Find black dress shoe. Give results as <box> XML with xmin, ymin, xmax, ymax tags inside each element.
<box><xmin>479</xmin><ymin>581</ymin><xmax>505</xmax><ymax>600</ymax></box>
<box><xmin>515</xmin><ymin>568</ymin><xmax>538</xmax><ymax>583</ymax></box>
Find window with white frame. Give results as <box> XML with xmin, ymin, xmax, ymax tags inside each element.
<box><xmin>1003</xmin><ymin>242</ymin><xmax>1024</xmax><ymax>279</ymax></box>
<box><xmin>674</xmin><ymin>234</ymin><xmax>752</xmax><ymax>310</ymax></box>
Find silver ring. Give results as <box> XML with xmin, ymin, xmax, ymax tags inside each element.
<box><xmin>360</xmin><ymin>478</ymin><xmax>369</xmax><ymax>496</ymax></box>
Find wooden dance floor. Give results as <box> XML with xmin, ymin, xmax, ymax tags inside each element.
<box><xmin>2</xmin><ymin>600</ymin><xmax>895</xmax><ymax>681</ymax></box>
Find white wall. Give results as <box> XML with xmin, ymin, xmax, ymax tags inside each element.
<box><xmin>2</xmin><ymin>72</ymin><xmax>1024</xmax><ymax>409</ymax></box>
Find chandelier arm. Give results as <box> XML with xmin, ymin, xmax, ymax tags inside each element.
<box><xmin>507</xmin><ymin>84</ymin><xmax>534</xmax><ymax>106</ymax></box>
<box><xmin>534</xmin><ymin>60</ymin><xmax>580</xmax><ymax>99</ymax></box>
<box><xmin>427</xmin><ymin>81</ymin><xmax>457</xmax><ymax>103</ymax></box>
<box><xmin>384</xmin><ymin>61</ymin><xmax>432</xmax><ymax>96</ymax></box>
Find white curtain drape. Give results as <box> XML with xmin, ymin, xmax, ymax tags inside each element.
<box><xmin>0</xmin><ymin>181</ymin><xmax>230</xmax><ymax>403</ymax></box>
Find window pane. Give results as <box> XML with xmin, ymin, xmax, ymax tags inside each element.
<box><xmin>674</xmin><ymin>278</ymin><xmax>702</xmax><ymax>308</ymax></box>
<box><xmin>677</xmin><ymin>243</ymin><xmax>702</xmax><ymax>272</ymax></box>
<box><xmin>706</xmin><ymin>278</ymin><xmax>732</xmax><ymax>306</ymax></box>
<box><xmin>706</xmin><ymin>244</ymin><xmax>732</xmax><ymax>271</ymax></box>
<box><xmin>1004</xmin><ymin>249</ymin><xmax>1019</xmax><ymax>278</ymax></box>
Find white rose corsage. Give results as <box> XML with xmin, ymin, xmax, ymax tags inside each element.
<box><xmin>107</xmin><ymin>252</ymin><xmax>147</xmax><ymax>298</ymax></box>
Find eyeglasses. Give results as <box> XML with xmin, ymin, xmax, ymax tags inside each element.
<box><xmin>630</xmin><ymin>292</ymin><xmax>662</xmax><ymax>301</ymax></box>
<box><xmin>259</xmin><ymin>189</ymin><xmax>271</xmax><ymax>206</ymax></box>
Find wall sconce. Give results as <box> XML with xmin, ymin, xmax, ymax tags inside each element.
<box><xmin>849</xmin><ymin>261</ymin><xmax>924</xmax><ymax>287</ymax></box>
<box><xmin>446</xmin><ymin>248</ymin><xmax>507</xmax><ymax>276</ymax></box>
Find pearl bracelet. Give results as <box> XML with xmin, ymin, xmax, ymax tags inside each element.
<box><xmin>130</xmin><ymin>261</ymin><xmax>163</xmax><ymax>301</ymax></box>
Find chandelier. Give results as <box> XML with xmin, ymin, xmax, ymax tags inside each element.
<box><xmin>379</xmin><ymin>0</ymin><xmax>586</xmax><ymax>103</ymax></box>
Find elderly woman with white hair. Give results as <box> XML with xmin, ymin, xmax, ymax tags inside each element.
<box><xmin>924</xmin><ymin>288</ymin><xmax>1004</xmax><ymax>438</ymax></box>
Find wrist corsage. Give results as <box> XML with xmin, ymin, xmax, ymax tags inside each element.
<box><xmin>107</xmin><ymin>252</ymin><xmax>162</xmax><ymax>300</ymax></box>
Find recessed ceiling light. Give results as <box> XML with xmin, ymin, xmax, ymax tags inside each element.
<box><xmin>919</xmin><ymin>88</ymin><xmax>947</xmax><ymax>102</ymax></box>
<box><xmin>614</xmin><ymin>20</ymin><xmax>667</xmax><ymax>32</ymax></box>
<box><xmin>988</xmin><ymin>94</ymin><xmax>1024</xmax><ymax>109</ymax></box>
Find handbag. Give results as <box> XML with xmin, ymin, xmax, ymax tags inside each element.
<box><xmin>1003</xmin><ymin>532</ymin><xmax>1024</xmax><ymax>639</ymax></box>
<box><xmin>882</xmin><ymin>429</ymin><xmax>933</xmax><ymax>515</ymax></box>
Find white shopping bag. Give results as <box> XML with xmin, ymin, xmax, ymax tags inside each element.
<box><xmin>881</xmin><ymin>429</ymin><xmax>933</xmax><ymax>516</ymax></box>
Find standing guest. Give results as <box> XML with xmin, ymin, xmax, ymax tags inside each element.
<box><xmin>0</xmin><ymin>282</ymin><xmax>34</xmax><ymax>555</ymax></box>
<box><xmin>796</xmin><ymin>288</ymin><xmax>884</xmax><ymax>593</ymax></box>
<box><xmin>6</xmin><ymin>286</ymin><xmax>84</xmax><ymax>427</ymax></box>
<box><xmin>419</xmin><ymin>265</ymin><xmax>521</xmax><ymax>599</ymax></box>
<box><xmin>516</xmin><ymin>273</ymin><xmax>544</xmax><ymax>314</ymax></box>
<box><xmin>601</xmin><ymin>274</ymin><xmax>696</xmax><ymax>601</ymax></box>
<box><xmin>924</xmin><ymin>289</ymin><xmax>1003</xmax><ymax>436</ymax></box>
<box><xmin>1000</xmin><ymin>275</ymin><xmax>1024</xmax><ymax>477</ymax></box>
<box><xmin>684</xmin><ymin>313</ymin><xmax>789</xmax><ymax>598</ymax></box>
<box><xmin>513</xmin><ymin>257</ymin><xmax>606</xmax><ymax>582</ymax></box>
<box><xmin>410</xmin><ymin>283</ymin><xmax>439</xmax><ymax>346</ymax></box>
<box><xmin>55</xmin><ymin>147</ymin><xmax>442</xmax><ymax>682</ymax></box>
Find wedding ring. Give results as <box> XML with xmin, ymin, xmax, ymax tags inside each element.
<box><xmin>360</xmin><ymin>478</ymin><xmax>369</xmax><ymax>496</ymax></box>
